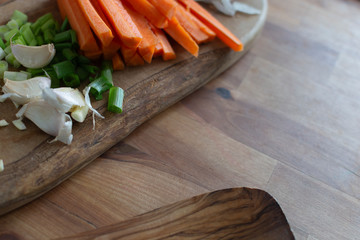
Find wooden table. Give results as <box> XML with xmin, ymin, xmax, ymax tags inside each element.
<box><xmin>1</xmin><ymin>0</ymin><xmax>360</xmax><ymax>239</ymax></box>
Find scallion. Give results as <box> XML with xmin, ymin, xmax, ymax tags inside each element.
<box><xmin>4</xmin><ymin>28</ymin><xmax>18</xmax><ymax>42</ymax></box>
<box><xmin>5</xmin><ymin>53</ymin><xmax>21</xmax><ymax>68</ymax></box>
<box><xmin>6</xmin><ymin>19</ymin><xmax>19</xmax><ymax>30</ymax></box>
<box><xmin>0</xmin><ymin>48</ymin><xmax>5</xmax><ymax>60</ymax></box>
<box><xmin>90</xmin><ymin>76</ymin><xmax>113</xmax><ymax>99</ymax></box>
<box><xmin>52</xmin><ymin>60</ymin><xmax>75</xmax><ymax>79</ymax></box>
<box><xmin>63</xmin><ymin>73</ymin><xmax>80</xmax><ymax>87</ymax></box>
<box><xmin>0</xmin><ymin>60</ymin><xmax>8</xmax><ymax>79</ymax></box>
<box><xmin>60</xmin><ymin>17</ymin><xmax>69</xmax><ymax>32</ymax></box>
<box><xmin>53</xmin><ymin>30</ymin><xmax>72</xmax><ymax>43</ymax></box>
<box><xmin>107</xmin><ymin>86</ymin><xmax>124</xmax><ymax>113</ymax></box>
<box><xmin>11</xmin><ymin>10</ymin><xmax>28</xmax><ymax>26</ymax></box>
<box><xmin>3</xmin><ymin>70</ymin><xmax>28</xmax><ymax>81</ymax></box>
<box><xmin>62</xmin><ymin>48</ymin><xmax>77</xmax><ymax>61</ymax></box>
<box><xmin>0</xmin><ymin>25</ymin><xmax>9</xmax><ymax>38</ymax></box>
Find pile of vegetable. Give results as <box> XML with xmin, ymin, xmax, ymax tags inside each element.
<box><xmin>0</xmin><ymin>0</ymin><xmax>243</xmax><ymax>147</ymax></box>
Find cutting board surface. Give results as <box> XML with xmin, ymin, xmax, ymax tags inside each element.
<box><xmin>60</xmin><ymin>188</ymin><xmax>294</xmax><ymax>240</ymax></box>
<box><xmin>0</xmin><ymin>0</ymin><xmax>267</xmax><ymax>214</ymax></box>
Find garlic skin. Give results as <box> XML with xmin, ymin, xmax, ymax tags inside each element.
<box><xmin>11</xmin><ymin>44</ymin><xmax>56</xmax><ymax>69</ymax></box>
<box><xmin>1</xmin><ymin>77</ymin><xmax>51</xmax><ymax>105</ymax></box>
<box><xmin>16</xmin><ymin>100</ymin><xmax>73</xmax><ymax>145</ymax></box>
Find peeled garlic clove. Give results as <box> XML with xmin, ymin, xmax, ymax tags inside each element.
<box><xmin>71</xmin><ymin>105</ymin><xmax>89</xmax><ymax>123</ymax></box>
<box><xmin>12</xmin><ymin>118</ymin><xmax>26</xmax><ymax>130</ymax></box>
<box><xmin>50</xmin><ymin>114</ymin><xmax>73</xmax><ymax>145</ymax></box>
<box><xmin>11</xmin><ymin>44</ymin><xmax>56</xmax><ymax>69</ymax></box>
<box><xmin>1</xmin><ymin>77</ymin><xmax>51</xmax><ymax>105</ymax></box>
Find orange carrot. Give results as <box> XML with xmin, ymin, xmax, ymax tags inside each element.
<box><xmin>123</xmin><ymin>3</ymin><xmax>158</xmax><ymax>63</ymax></box>
<box><xmin>83</xmin><ymin>49</ymin><xmax>103</xmax><ymax>59</ymax></box>
<box><xmin>77</xmin><ymin>0</ymin><xmax>114</xmax><ymax>47</ymax></box>
<box><xmin>153</xmin><ymin>40</ymin><xmax>163</xmax><ymax>57</ymax></box>
<box><xmin>127</xmin><ymin>52</ymin><xmax>145</xmax><ymax>66</ymax></box>
<box><xmin>189</xmin><ymin>12</ymin><xmax>216</xmax><ymax>41</ymax></box>
<box><xmin>177</xmin><ymin>0</ymin><xmax>243</xmax><ymax>51</ymax></box>
<box><xmin>120</xmin><ymin>45</ymin><xmax>137</xmax><ymax>63</ymax></box>
<box><xmin>103</xmin><ymin>40</ymin><xmax>122</xmax><ymax>60</ymax></box>
<box><xmin>98</xmin><ymin>0</ymin><xmax>142</xmax><ymax>48</ymax></box>
<box><xmin>90</xmin><ymin>0</ymin><xmax>112</xmax><ymax>27</ymax></box>
<box><xmin>57</xmin><ymin>0</ymin><xmax>100</xmax><ymax>52</ymax></box>
<box><xmin>57</xmin><ymin>0</ymin><xmax>67</xmax><ymax>20</ymax></box>
<box><xmin>174</xmin><ymin>4</ymin><xmax>210</xmax><ymax>44</ymax></box>
<box><xmin>164</xmin><ymin>16</ymin><xmax>199</xmax><ymax>57</ymax></box>
<box><xmin>148</xmin><ymin>0</ymin><xmax>177</xmax><ymax>19</ymax></box>
<box><xmin>123</xmin><ymin>0</ymin><xmax>168</xmax><ymax>28</ymax></box>
<box><xmin>152</xmin><ymin>27</ymin><xmax>176</xmax><ymax>60</ymax></box>
<box><xmin>112</xmin><ymin>52</ymin><xmax>125</xmax><ymax>70</ymax></box>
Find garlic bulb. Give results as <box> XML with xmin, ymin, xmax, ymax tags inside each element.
<box><xmin>196</xmin><ymin>0</ymin><xmax>261</xmax><ymax>16</ymax></box>
<box><xmin>16</xmin><ymin>100</ymin><xmax>73</xmax><ymax>145</ymax></box>
<box><xmin>1</xmin><ymin>77</ymin><xmax>51</xmax><ymax>105</ymax></box>
<box><xmin>11</xmin><ymin>43</ymin><xmax>56</xmax><ymax>69</ymax></box>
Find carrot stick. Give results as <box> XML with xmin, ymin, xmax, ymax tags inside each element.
<box><xmin>177</xmin><ymin>0</ymin><xmax>243</xmax><ymax>51</ymax></box>
<box><xmin>83</xmin><ymin>49</ymin><xmax>103</xmax><ymax>59</ymax></box>
<box><xmin>57</xmin><ymin>0</ymin><xmax>100</xmax><ymax>52</ymax></box>
<box><xmin>98</xmin><ymin>0</ymin><xmax>142</xmax><ymax>48</ymax></box>
<box><xmin>148</xmin><ymin>0</ymin><xmax>177</xmax><ymax>19</ymax></box>
<box><xmin>174</xmin><ymin>4</ymin><xmax>210</xmax><ymax>44</ymax></box>
<box><xmin>77</xmin><ymin>0</ymin><xmax>114</xmax><ymax>47</ymax></box>
<box><xmin>189</xmin><ymin>12</ymin><xmax>215</xmax><ymax>41</ymax></box>
<box><xmin>103</xmin><ymin>40</ymin><xmax>122</xmax><ymax>60</ymax></box>
<box><xmin>127</xmin><ymin>52</ymin><xmax>145</xmax><ymax>66</ymax></box>
<box><xmin>90</xmin><ymin>0</ymin><xmax>112</xmax><ymax>26</ymax></box>
<box><xmin>151</xmin><ymin>27</ymin><xmax>176</xmax><ymax>60</ymax></box>
<box><xmin>123</xmin><ymin>0</ymin><xmax>168</xmax><ymax>29</ymax></box>
<box><xmin>112</xmin><ymin>52</ymin><xmax>125</xmax><ymax>70</ymax></box>
<box><xmin>153</xmin><ymin>40</ymin><xmax>163</xmax><ymax>57</ymax></box>
<box><xmin>57</xmin><ymin>0</ymin><xmax>67</xmax><ymax>20</ymax></box>
<box><xmin>123</xmin><ymin>2</ymin><xmax>157</xmax><ymax>63</ymax></box>
<box><xmin>120</xmin><ymin>45</ymin><xmax>137</xmax><ymax>63</ymax></box>
<box><xmin>164</xmin><ymin>16</ymin><xmax>199</xmax><ymax>57</ymax></box>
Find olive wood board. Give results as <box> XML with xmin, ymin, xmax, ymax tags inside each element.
<box><xmin>0</xmin><ymin>0</ymin><xmax>268</xmax><ymax>215</ymax></box>
<box><xmin>58</xmin><ymin>188</ymin><xmax>294</xmax><ymax>240</ymax></box>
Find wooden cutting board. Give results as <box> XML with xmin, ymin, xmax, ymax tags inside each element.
<box><xmin>0</xmin><ymin>0</ymin><xmax>267</xmax><ymax>215</ymax></box>
<box><xmin>58</xmin><ymin>188</ymin><xmax>294</xmax><ymax>240</ymax></box>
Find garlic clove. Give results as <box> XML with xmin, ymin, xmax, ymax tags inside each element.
<box><xmin>71</xmin><ymin>105</ymin><xmax>89</xmax><ymax>123</ymax></box>
<box><xmin>12</xmin><ymin>118</ymin><xmax>26</xmax><ymax>130</ymax></box>
<box><xmin>11</xmin><ymin>43</ymin><xmax>56</xmax><ymax>69</ymax></box>
<box><xmin>42</xmin><ymin>88</ymin><xmax>73</xmax><ymax>113</ymax></box>
<box><xmin>1</xmin><ymin>77</ymin><xmax>51</xmax><ymax>105</ymax></box>
<box><xmin>0</xmin><ymin>119</ymin><xmax>9</xmax><ymax>127</ymax></box>
<box><xmin>51</xmin><ymin>114</ymin><xmax>73</xmax><ymax>145</ymax></box>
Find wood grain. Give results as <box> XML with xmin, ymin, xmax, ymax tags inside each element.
<box><xmin>0</xmin><ymin>0</ymin><xmax>267</xmax><ymax>215</ymax></box>
<box><xmin>1</xmin><ymin>0</ymin><xmax>360</xmax><ymax>239</ymax></box>
<box><xmin>59</xmin><ymin>188</ymin><xmax>294</xmax><ymax>240</ymax></box>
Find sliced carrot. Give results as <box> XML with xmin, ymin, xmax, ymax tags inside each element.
<box><xmin>174</xmin><ymin>4</ymin><xmax>210</xmax><ymax>44</ymax></box>
<box><xmin>90</xmin><ymin>0</ymin><xmax>112</xmax><ymax>26</ymax></box>
<box><xmin>98</xmin><ymin>0</ymin><xmax>142</xmax><ymax>48</ymax></box>
<box><xmin>57</xmin><ymin>0</ymin><xmax>100</xmax><ymax>52</ymax></box>
<box><xmin>77</xmin><ymin>0</ymin><xmax>114</xmax><ymax>47</ymax></box>
<box><xmin>151</xmin><ymin>27</ymin><xmax>176</xmax><ymax>60</ymax></box>
<box><xmin>123</xmin><ymin>0</ymin><xmax>168</xmax><ymax>29</ymax></box>
<box><xmin>126</xmin><ymin>52</ymin><xmax>145</xmax><ymax>66</ymax></box>
<box><xmin>164</xmin><ymin>16</ymin><xmax>198</xmax><ymax>57</ymax></box>
<box><xmin>83</xmin><ymin>49</ymin><xmax>103</xmax><ymax>60</ymax></box>
<box><xmin>120</xmin><ymin>45</ymin><xmax>137</xmax><ymax>63</ymax></box>
<box><xmin>103</xmin><ymin>40</ymin><xmax>122</xmax><ymax>60</ymax></box>
<box><xmin>112</xmin><ymin>52</ymin><xmax>125</xmax><ymax>70</ymax></box>
<box><xmin>189</xmin><ymin>12</ymin><xmax>216</xmax><ymax>41</ymax></box>
<box><xmin>57</xmin><ymin>0</ymin><xmax>67</xmax><ymax>20</ymax></box>
<box><xmin>123</xmin><ymin>3</ymin><xmax>157</xmax><ymax>63</ymax></box>
<box><xmin>177</xmin><ymin>0</ymin><xmax>243</xmax><ymax>51</ymax></box>
<box><xmin>148</xmin><ymin>0</ymin><xmax>177</xmax><ymax>19</ymax></box>
<box><xmin>153</xmin><ymin>40</ymin><xmax>163</xmax><ymax>57</ymax></box>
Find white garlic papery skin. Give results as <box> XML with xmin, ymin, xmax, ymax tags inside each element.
<box><xmin>11</xmin><ymin>43</ymin><xmax>56</xmax><ymax>69</ymax></box>
<box><xmin>17</xmin><ymin>100</ymin><xmax>73</xmax><ymax>145</ymax></box>
<box><xmin>1</xmin><ymin>77</ymin><xmax>51</xmax><ymax>105</ymax></box>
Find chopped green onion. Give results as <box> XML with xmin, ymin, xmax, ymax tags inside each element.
<box><xmin>90</xmin><ymin>76</ymin><xmax>113</xmax><ymax>99</ymax></box>
<box><xmin>52</xmin><ymin>60</ymin><xmax>75</xmax><ymax>79</ymax></box>
<box><xmin>26</xmin><ymin>68</ymin><xmax>44</xmax><ymax>77</ymax></box>
<box><xmin>107</xmin><ymin>87</ymin><xmax>124</xmax><ymax>113</ymax></box>
<box><xmin>20</xmin><ymin>70</ymin><xmax>31</xmax><ymax>79</ymax></box>
<box><xmin>11</xmin><ymin>33</ymin><xmax>26</xmax><ymax>45</ymax></box>
<box><xmin>5</xmin><ymin>53</ymin><xmax>21</xmax><ymax>68</ymax></box>
<box><xmin>6</xmin><ymin>19</ymin><xmax>19</xmax><ymax>30</ymax></box>
<box><xmin>36</xmin><ymin>35</ymin><xmax>44</xmax><ymax>45</ymax></box>
<box><xmin>60</xmin><ymin>17</ymin><xmax>69</xmax><ymax>32</ymax></box>
<box><xmin>76</xmin><ymin>66</ymin><xmax>90</xmax><ymax>81</ymax></box>
<box><xmin>63</xmin><ymin>73</ymin><xmax>80</xmax><ymax>87</ymax></box>
<box><xmin>4</xmin><ymin>45</ymin><xmax>11</xmax><ymax>55</ymax></box>
<box><xmin>62</xmin><ymin>48</ymin><xmax>77</xmax><ymax>61</ymax></box>
<box><xmin>4</xmin><ymin>70</ymin><xmax>28</xmax><ymax>81</ymax></box>
<box><xmin>0</xmin><ymin>25</ymin><xmax>10</xmax><ymax>38</ymax></box>
<box><xmin>0</xmin><ymin>60</ymin><xmax>8</xmax><ymax>79</ymax></box>
<box><xmin>53</xmin><ymin>30</ymin><xmax>72</xmax><ymax>43</ymax></box>
<box><xmin>70</xmin><ymin>30</ymin><xmax>79</xmax><ymax>48</ymax></box>
<box><xmin>0</xmin><ymin>38</ymin><xmax>5</xmax><ymax>49</ymax></box>
<box><xmin>76</xmin><ymin>55</ymin><xmax>91</xmax><ymax>64</ymax></box>
<box><xmin>81</xmin><ymin>64</ymin><xmax>99</xmax><ymax>75</ymax></box>
<box><xmin>20</xmin><ymin>24</ymin><xmax>36</xmax><ymax>45</ymax></box>
<box><xmin>29</xmin><ymin>38</ymin><xmax>37</xmax><ymax>46</ymax></box>
<box><xmin>100</xmin><ymin>60</ymin><xmax>113</xmax><ymax>84</ymax></box>
<box><xmin>40</xmin><ymin>19</ymin><xmax>56</xmax><ymax>32</ymax></box>
<box><xmin>43</xmin><ymin>29</ymin><xmax>54</xmax><ymax>43</ymax></box>
<box><xmin>4</xmin><ymin>28</ymin><xmax>18</xmax><ymax>42</ymax></box>
<box><xmin>31</xmin><ymin>13</ymin><xmax>52</xmax><ymax>34</ymax></box>
<box><xmin>11</xmin><ymin>10</ymin><xmax>28</xmax><ymax>26</ymax></box>
<box><xmin>54</xmin><ymin>42</ymin><xmax>72</xmax><ymax>51</ymax></box>
<box><xmin>43</xmin><ymin>67</ymin><xmax>60</xmax><ymax>88</ymax></box>
<box><xmin>0</xmin><ymin>48</ymin><xmax>5</xmax><ymax>60</ymax></box>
